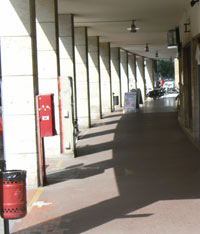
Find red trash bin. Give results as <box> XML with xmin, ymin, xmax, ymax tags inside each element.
<box><xmin>0</xmin><ymin>170</ymin><xmax>27</xmax><ymax>219</ymax></box>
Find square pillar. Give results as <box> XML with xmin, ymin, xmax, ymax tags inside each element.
<box><xmin>74</xmin><ymin>27</ymin><xmax>91</xmax><ymax>128</ymax></box>
<box><xmin>100</xmin><ymin>42</ymin><xmax>112</xmax><ymax>114</ymax></box>
<box><xmin>128</xmin><ymin>53</ymin><xmax>137</xmax><ymax>91</ymax></box>
<box><xmin>0</xmin><ymin>0</ymin><xmax>38</xmax><ymax>187</ymax></box>
<box><xmin>145</xmin><ymin>58</ymin><xmax>154</xmax><ymax>93</ymax></box>
<box><xmin>111</xmin><ymin>47</ymin><xmax>121</xmax><ymax>108</ymax></box>
<box><xmin>136</xmin><ymin>56</ymin><xmax>146</xmax><ymax>103</ymax></box>
<box><xmin>35</xmin><ymin>0</ymin><xmax>61</xmax><ymax>157</ymax></box>
<box><xmin>120</xmin><ymin>49</ymin><xmax>129</xmax><ymax>106</ymax></box>
<box><xmin>58</xmin><ymin>14</ymin><xmax>77</xmax><ymax>118</ymax></box>
<box><xmin>174</xmin><ymin>58</ymin><xmax>180</xmax><ymax>89</ymax></box>
<box><xmin>58</xmin><ymin>14</ymin><xmax>76</xmax><ymax>155</ymax></box>
<box><xmin>183</xmin><ymin>46</ymin><xmax>192</xmax><ymax>128</ymax></box>
<box><xmin>88</xmin><ymin>36</ymin><xmax>101</xmax><ymax>122</ymax></box>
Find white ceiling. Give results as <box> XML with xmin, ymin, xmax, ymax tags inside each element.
<box><xmin>58</xmin><ymin>0</ymin><xmax>191</xmax><ymax>60</ymax></box>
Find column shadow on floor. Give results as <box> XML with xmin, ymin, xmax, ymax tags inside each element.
<box><xmin>46</xmin><ymin>159</ymin><xmax>114</xmax><ymax>185</ymax></box>
<box><xmin>13</xmin><ymin>106</ymin><xmax>200</xmax><ymax>234</ymax></box>
<box><xmin>79</xmin><ymin>129</ymin><xmax>115</xmax><ymax>140</ymax></box>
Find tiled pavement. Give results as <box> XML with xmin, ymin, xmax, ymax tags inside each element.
<box><xmin>3</xmin><ymin>97</ymin><xmax>200</xmax><ymax>234</ymax></box>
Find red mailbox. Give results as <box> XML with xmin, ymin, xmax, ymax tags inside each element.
<box><xmin>36</xmin><ymin>94</ymin><xmax>56</xmax><ymax>137</ymax></box>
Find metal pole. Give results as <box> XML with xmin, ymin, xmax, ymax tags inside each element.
<box><xmin>1</xmin><ymin>161</ymin><xmax>9</xmax><ymax>234</ymax></box>
<box><xmin>58</xmin><ymin>76</ymin><xmax>64</xmax><ymax>153</ymax></box>
<box><xmin>4</xmin><ymin>220</ymin><xmax>9</xmax><ymax>234</ymax></box>
<box><xmin>42</xmin><ymin>137</ymin><xmax>47</xmax><ymax>185</ymax></box>
<box><xmin>36</xmin><ymin>96</ymin><xmax>45</xmax><ymax>186</ymax></box>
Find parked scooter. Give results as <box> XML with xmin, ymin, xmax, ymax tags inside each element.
<box><xmin>147</xmin><ymin>88</ymin><xmax>165</xmax><ymax>100</ymax></box>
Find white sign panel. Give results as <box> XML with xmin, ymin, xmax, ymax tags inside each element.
<box><xmin>123</xmin><ymin>92</ymin><xmax>137</xmax><ymax>112</ymax></box>
<box><xmin>42</xmin><ymin>116</ymin><xmax>50</xmax><ymax>121</ymax></box>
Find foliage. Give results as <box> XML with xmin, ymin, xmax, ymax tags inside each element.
<box><xmin>156</xmin><ymin>60</ymin><xmax>174</xmax><ymax>79</ymax></box>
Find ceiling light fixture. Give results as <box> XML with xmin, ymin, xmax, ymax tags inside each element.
<box><xmin>191</xmin><ymin>0</ymin><xmax>199</xmax><ymax>7</ymax></box>
<box><xmin>127</xmin><ymin>20</ymin><xmax>140</xmax><ymax>33</ymax></box>
<box><xmin>145</xmin><ymin>43</ymin><xmax>149</xmax><ymax>52</ymax></box>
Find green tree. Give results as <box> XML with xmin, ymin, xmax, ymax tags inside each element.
<box><xmin>156</xmin><ymin>60</ymin><xmax>174</xmax><ymax>79</ymax></box>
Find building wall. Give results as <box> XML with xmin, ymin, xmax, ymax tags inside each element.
<box><xmin>180</xmin><ymin>5</ymin><xmax>200</xmax><ymax>46</ymax></box>
<box><xmin>178</xmin><ymin>5</ymin><xmax>200</xmax><ymax>144</ymax></box>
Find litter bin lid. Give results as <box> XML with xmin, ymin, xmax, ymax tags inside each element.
<box><xmin>0</xmin><ymin>170</ymin><xmax>26</xmax><ymax>181</ymax></box>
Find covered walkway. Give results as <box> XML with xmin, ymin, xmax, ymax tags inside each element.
<box><xmin>11</xmin><ymin>96</ymin><xmax>200</xmax><ymax>233</ymax></box>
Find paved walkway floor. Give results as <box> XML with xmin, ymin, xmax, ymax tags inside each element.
<box><xmin>8</xmin><ymin>97</ymin><xmax>200</xmax><ymax>234</ymax></box>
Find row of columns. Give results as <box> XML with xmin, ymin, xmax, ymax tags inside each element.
<box><xmin>0</xmin><ymin>0</ymin><xmax>155</xmax><ymax>187</ymax></box>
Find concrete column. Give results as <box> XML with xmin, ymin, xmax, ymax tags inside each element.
<box><xmin>88</xmin><ymin>36</ymin><xmax>101</xmax><ymax>122</ymax></box>
<box><xmin>111</xmin><ymin>47</ymin><xmax>121</xmax><ymax>108</ymax></box>
<box><xmin>74</xmin><ymin>27</ymin><xmax>90</xmax><ymax>128</ymax></box>
<box><xmin>100</xmin><ymin>42</ymin><xmax>112</xmax><ymax>114</ymax></box>
<box><xmin>0</xmin><ymin>0</ymin><xmax>38</xmax><ymax>186</ymax></box>
<box><xmin>128</xmin><ymin>53</ymin><xmax>137</xmax><ymax>90</ymax></box>
<box><xmin>177</xmin><ymin>52</ymin><xmax>184</xmax><ymax>124</ymax></box>
<box><xmin>182</xmin><ymin>46</ymin><xmax>192</xmax><ymax>129</ymax></box>
<box><xmin>58</xmin><ymin>14</ymin><xmax>76</xmax><ymax>109</ymax></box>
<box><xmin>35</xmin><ymin>0</ymin><xmax>60</xmax><ymax>157</ymax></box>
<box><xmin>152</xmin><ymin>60</ymin><xmax>156</xmax><ymax>87</ymax></box>
<box><xmin>174</xmin><ymin>58</ymin><xmax>180</xmax><ymax>89</ymax></box>
<box><xmin>145</xmin><ymin>58</ymin><xmax>154</xmax><ymax>93</ymax></box>
<box><xmin>136</xmin><ymin>56</ymin><xmax>145</xmax><ymax>103</ymax></box>
<box><xmin>120</xmin><ymin>50</ymin><xmax>129</xmax><ymax>106</ymax></box>
<box><xmin>58</xmin><ymin>14</ymin><xmax>75</xmax><ymax>79</ymax></box>
<box><xmin>58</xmin><ymin>14</ymin><xmax>76</xmax><ymax>155</ymax></box>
